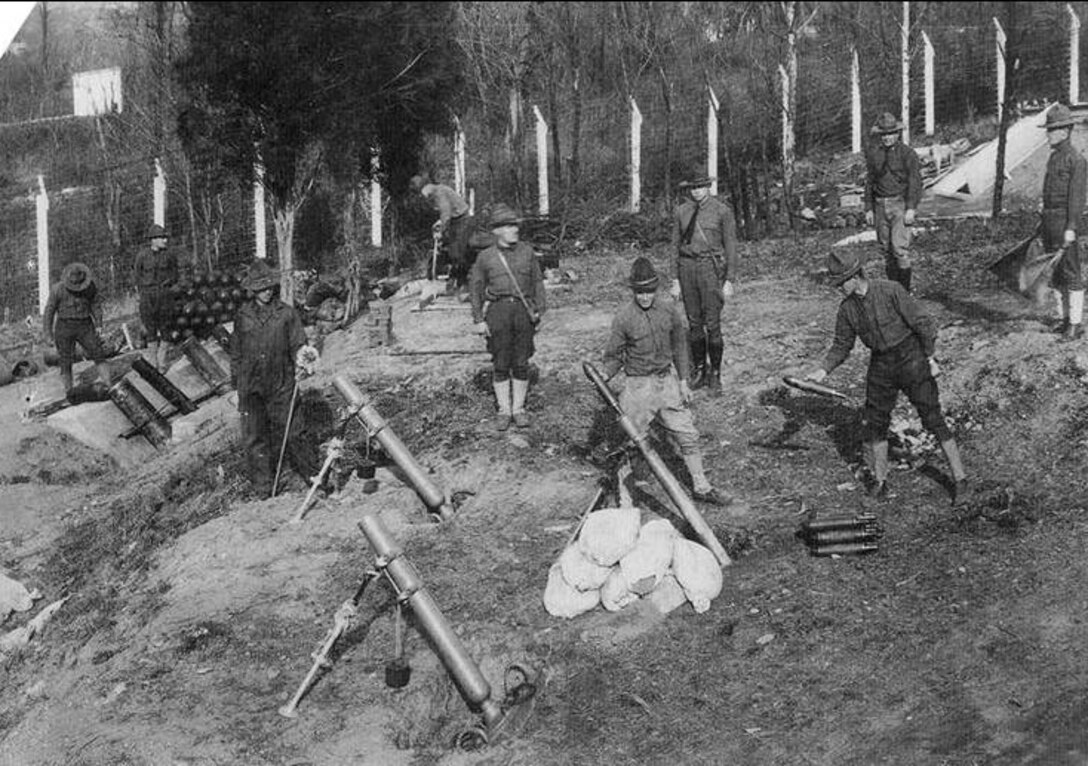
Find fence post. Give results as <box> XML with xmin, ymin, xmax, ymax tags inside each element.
<box><xmin>851</xmin><ymin>47</ymin><xmax>861</xmax><ymax>154</ymax></box>
<box><xmin>254</xmin><ymin>159</ymin><xmax>266</xmax><ymax>260</ymax></box>
<box><xmin>994</xmin><ymin>17</ymin><xmax>1006</xmax><ymax>123</ymax></box>
<box><xmin>1070</xmin><ymin>4</ymin><xmax>1081</xmax><ymax>105</ymax></box>
<box><xmin>453</xmin><ymin>116</ymin><xmax>466</xmax><ymax>199</ymax></box>
<box><xmin>468</xmin><ymin>187</ymin><xmax>475</xmax><ymax>218</ymax></box>
<box><xmin>533</xmin><ymin>105</ymin><xmax>549</xmax><ymax>216</ymax></box>
<box><xmin>630</xmin><ymin>96</ymin><xmax>642</xmax><ymax>213</ymax></box>
<box><xmin>153</xmin><ymin>158</ymin><xmax>166</xmax><ymax>227</ymax></box>
<box><xmin>370</xmin><ymin>149</ymin><xmax>382</xmax><ymax>247</ymax></box>
<box><xmin>901</xmin><ymin>1</ymin><xmax>911</xmax><ymax>146</ymax></box>
<box><xmin>779</xmin><ymin>64</ymin><xmax>794</xmax><ymax>205</ymax></box>
<box><xmin>36</xmin><ymin>175</ymin><xmax>49</xmax><ymax>316</ymax></box>
<box><xmin>707</xmin><ymin>86</ymin><xmax>720</xmax><ymax>197</ymax></box>
<box><xmin>923</xmin><ymin>31</ymin><xmax>935</xmax><ymax>136</ymax></box>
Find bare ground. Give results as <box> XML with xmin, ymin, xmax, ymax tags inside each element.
<box><xmin>3</xmin><ymin>214</ymin><xmax>1088</xmax><ymax>765</ymax></box>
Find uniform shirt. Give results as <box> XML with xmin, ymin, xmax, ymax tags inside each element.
<box><xmin>421</xmin><ymin>183</ymin><xmax>469</xmax><ymax>225</ymax></box>
<box><xmin>43</xmin><ymin>282</ymin><xmax>103</xmax><ymax>329</ymax></box>
<box><xmin>822</xmin><ymin>279</ymin><xmax>937</xmax><ymax>373</ymax></box>
<box><xmin>673</xmin><ymin>196</ymin><xmax>739</xmax><ymax>280</ymax></box>
<box><xmin>134</xmin><ymin>246</ymin><xmax>180</xmax><ymax>292</ymax></box>
<box><xmin>1042</xmin><ymin>138</ymin><xmax>1088</xmax><ymax>231</ymax></box>
<box><xmin>603</xmin><ymin>295</ymin><xmax>691</xmax><ymax>381</ymax></box>
<box><xmin>865</xmin><ymin>141</ymin><xmax>922</xmax><ymax>211</ymax></box>
<box><xmin>229</xmin><ymin>298</ymin><xmax>306</xmax><ymax>397</ymax></box>
<box><xmin>469</xmin><ymin>241</ymin><xmax>546</xmax><ymax>324</ymax></box>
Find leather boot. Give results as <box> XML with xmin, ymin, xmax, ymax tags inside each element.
<box><xmin>941</xmin><ymin>438</ymin><xmax>969</xmax><ymax>505</ymax></box>
<box><xmin>689</xmin><ymin>337</ymin><xmax>707</xmax><ymax>389</ymax></box>
<box><xmin>863</xmin><ymin>439</ymin><xmax>890</xmax><ymax>498</ymax></box>
<box><xmin>900</xmin><ymin>267</ymin><xmax>913</xmax><ymax>294</ymax></box>
<box><xmin>511</xmin><ymin>378</ymin><xmax>530</xmax><ymax>428</ymax></box>
<box><xmin>707</xmin><ymin>339</ymin><xmax>724</xmax><ymax>397</ymax></box>
<box><xmin>60</xmin><ymin>364</ymin><xmax>74</xmax><ymax>396</ymax></box>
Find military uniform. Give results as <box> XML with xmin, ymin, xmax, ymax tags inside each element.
<box><xmin>1042</xmin><ymin>135</ymin><xmax>1087</xmax><ymax>289</ymax></box>
<box><xmin>416</xmin><ymin>179</ymin><xmax>476</xmax><ymax>286</ymax></box>
<box><xmin>865</xmin><ymin>113</ymin><xmax>922</xmax><ymax>292</ymax></box>
<box><xmin>43</xmin><ymin>262</ymin><xmax>112</xmax><ymax>393</ymax></box>
<box><xmin>673</xmin><ymin>183</ymin><xmax>738</xmax><ymax>395</ymax></box>
<box><xmin>229</xmin><ymin>274</ymin><xmax>307</xmax><ymax>495</ymax></box>
<box><xmin>134</xmin><ymin>243</ymin><xmax>179</xmax><ymax>340</ymax></box>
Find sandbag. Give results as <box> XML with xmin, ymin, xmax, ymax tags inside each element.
<box><xmin>0</xmin><ymin>572</ymin><xmax>34</xmax><ymax>622</ymax></box>
<box><xmin>543</xmin><ymin>562</ymin><xmax>600</xmax><ymax>619</ymax></box>
<box><xmin>600</xmin><ymin>566</ymin><xmax>639</xmax><ymax>612</ymax></box>
<box><xmin>647</xmin><ymin>574</ymin><xmax>687</xmax><ymax>615</ymax></box>
<box><xmin>558</xmin><ymin>544</ymin><xmax>613</xmax><ymax>592</ymax></box>
<box><xmin>672</xmin><ymin>538</ymin><xmax>724</xmax><ymax>614</ymax></box>
<box><xmin>577</xmin><ymin>506</ymin><xmax>640</xmax><ymax>567</ymax></box>
<box><xmin>619</xmin><ymin>518</ymin><xmax>678</xmax><ymax>595</ymax></box>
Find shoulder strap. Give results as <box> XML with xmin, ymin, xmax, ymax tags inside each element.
<box><xmin>496</xmin><ymin>249</ymin><xmax>533</xmax><ymax>313</ymax></box>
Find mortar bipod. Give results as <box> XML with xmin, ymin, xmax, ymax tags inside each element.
<box><xmin>332</xmin><ymin>373</ymin><xmax>454</xmax><ymax>521</ymax></box>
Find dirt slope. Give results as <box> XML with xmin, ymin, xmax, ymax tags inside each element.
<box><xmin>3</xmin><ymin>214</ymin><xmax>1088</xmax><ymax>765</ymax></box>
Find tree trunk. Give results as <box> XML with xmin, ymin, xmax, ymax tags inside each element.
<box><xmin>570</xmin><ymin>67</ymin><xmax>582</xmax><ymax>188</ymax></box>
<box><xmin>659</xmin><ymin>65</ymin><xmax>673</xmax><ymax>207</ymax></box>
<box><xmin>992</xmin><ymin>2</ymin><xmax>1019</xmax><ymax>219</ymax></box>
<box><xmin>272</xmin><ymin>206</ymin><xmax>297</xmax><ymax>306</ymax></box>
<box><xmin>548</xmin><ymin>82</ymin><xmax>562</xmax><ymax>191</ymax></box>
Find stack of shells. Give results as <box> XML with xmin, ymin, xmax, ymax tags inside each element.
<box><xmin>162</xmin><ymin>270</ymin><xmax>248</xmax><ymax>345</ymax></box>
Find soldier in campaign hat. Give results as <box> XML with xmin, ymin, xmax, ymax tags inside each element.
<box><xmin>43</xmin><ymin>262</ymin><xmax>113</xmax><ymax>395</ymax></box>
<box><xmin>134</xmin><ymin>223</ymin><xmax>180</xmax><ymax>371</ymax></box>
<box><xmin>864</xmin><ymin>112</ymin><xmax>923</xmax><ymax>293</ymax></box>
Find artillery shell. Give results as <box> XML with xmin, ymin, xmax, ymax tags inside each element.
<box><xmin>801</xmin><ymin>514</ymin><xmax>878</xmax><ymax>532</ymax></box>
<box><xmin>808</xmin><ymin>528</ymin><xmax>883</xmax><ymax>545</ymax></box>
<box><xmin>811</xmin><ymin>541</ymin><xmax>880</xmax><ymax>557</ymax></box>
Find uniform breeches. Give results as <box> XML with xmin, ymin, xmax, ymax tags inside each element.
<box><xmin>138</xmin><ymin>290</ymin><xmax>170</xmax><ymax>339</ymax></box>
<box><xmin>55</xmin><ymin>318</ymin><xmax>108</xmax><ymax>364</ymax></box>
<box><xmin>862</xmin><ymin>336</ymin><xmax>951</xmax><ymax>443</ymax></box>
<box><xmin>678</xmin><ymin>257</ymin><xmax>723</xmax><ymax>344</ymax></box>
<box><xmin>486</xmin><ymin>300</ymin><xmax>535</xmax><ymax>381</ymax></box>
<box><xmin>239</xmin><ymin>384</ymin><xmax>295</xmax><ymax>491</ymax></box>
<box><xmin>1043</xmin><ymin>210</ymin><xmax>1084</xmax><ymax>290</ymax></box>
<box><xmin>619</xmin><ymin>372</ymin><xmax>701</xmax><ymax>455</ymax></box>
<box><xmin>874</xmin><ymin>197</ymin><xmax>912</xmax><ymax>272</ymax></box>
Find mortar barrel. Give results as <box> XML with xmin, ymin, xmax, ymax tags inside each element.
<box><xmin>181</xmin><ymin>336</ymin><xmax>230</xmax><ymax>391</ymax></box>
<box><xmin>334</xmin><ymin>374</ymin><xmax>449</xmax><ymax>516</ymax></box>
<box><xmin>108</xmin><ymin>378</ymin><xmax>171</xmax><ymax>448</ymax></box>
<box><xmin>358</xmin><ymin>516</ymin><xmax>494</xmax><ymax>708</ymax></box>
<box><xmin>132</xmin><ymin>357</ymin><xmax>197</xmax><ymax>414</ymax></box>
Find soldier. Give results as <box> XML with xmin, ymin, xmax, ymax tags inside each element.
<box><xmin>1039</xmin><ymin>104</ymin><xmax>1088</xmax><ymax>341</ymax></box>
<box><xmin>865</xmin><ymin>112</ymin><xmax>923</xmax><ymax>293</ymax></box>
<box><xmin>671</xmin><ymin>164</ymin><xmax>739</xmax><ymax>397</ymax></box>
<box><xmin>804</xmin><ymin>250</ymin><xmax>969</xmax><ymax>505</ymax></box>
<box><xmin>469</xmin><ymin>203</ymin><xmax>546</xmax><ymax>431</ymax></box>
<box><xmin>603</xmin><ymin>256</ymin><xmax>728</xmax><ymax>506</ymax></box>
<box><xmin>43</xmin><ymin>262</ymin><xmax>113</xmax><ymax>395</ymax></box>
<box><xmin>410</xmin><ymin>174</ymin><xmax>476</xmax><ymax>288</ymax></box>
<box><xmin>229</xmin><ymin>260</ymin><xmax>319</xmax><ymax>497</ymax></box>
<box><xmin>134</xmin><ymin>224</ymin><xmax>180</xmax><ymax>371</ymax></box>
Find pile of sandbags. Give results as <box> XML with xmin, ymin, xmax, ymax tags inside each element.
<box><xmin>543</xmin><ymin>507</ymin><xmax>724</xmax><ymax>619</ymax></box>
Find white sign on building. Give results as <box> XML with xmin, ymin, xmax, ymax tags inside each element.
<box><xmin>72</xmin><ymin>67</ymin><xmax>122</xmax><ymax>116</ymax></box>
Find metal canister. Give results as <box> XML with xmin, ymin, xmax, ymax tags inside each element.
<box><xmin>180</xmin><ymin>336</ymin><xmax>231</xmax><ymax>391</ymax></box>
<box><xmin>808</xmin><ymin>528</ymin><xmax>882</xmax><ymax>545</ymax></box>
<box><xmin>108</xmin><ymin>378</ymin><xmax>171</xmax><ymax>448</ymax></box>
<box><xmin>811</xmin><ymin>541</ymin><xmax>880</xmax><ymax>557</ymax></box>
<box><xmin>132</xmin><ymin>357</ymin><xmax>197</xmax><ymax>414</ymax></box>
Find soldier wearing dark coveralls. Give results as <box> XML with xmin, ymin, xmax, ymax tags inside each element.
<box><xmin>134</xmin><ymin>223</ymin><xmax>180</xmax><ymax>371</ymax></box>
<box><xmin>43</xmin><ymin>262</ymin><xmax>113</xmax><ymax>395</ymax></box>
<box><xmin>229</xmin><ymin>260</ymin><xmax>317</xmax><ymax>497</ymax></box>
<box><xmin>411</xmin><ymin>174</ymin><xmax>476</xmax><ymax>287</ymax></box>
<box><xmin>865</xmin><ymin>112</ymin><xmax>922</xmax><ymax>293</ymax></box>
<box><xmin>602</xmin><ymin>257</ymin><xmax>728</xmax><ymax>506</ymax></box>
<box><xmin>671</xmin><ymin>165</ymin><xmax>739</xmax><ymax>397</ymax></box>
<box><xmin>804</xmin><ymin>250</ymin><xmax>968</xmax><ymax>505</ymax></box>
<box><xmin>470</xmin><ymin>203</ymin><xmax>546</xmax><ymax>431</ymax></box>
<box><xmin>1039</xmin><ymin>104</ymin><xmax>1088</xmax><ymax>341</ymax></box>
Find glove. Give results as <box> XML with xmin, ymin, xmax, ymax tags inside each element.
<box><xmin>679</xmin><ymin>379</ymin><xmax>693</xmax><ymax>404</ymax></box>
<box><xmin>721</xmin><ymin>280</ymin><xmax>734</xmax><ymax>299</ymax></box>
<box><xmin>295</xmin><ymin>344</ymin><xmax>320</xmax><ymax>378</ymax></box>
<box><xmin>669</xmin><ymin>279</ymin><xmax>682</xmax><ymax>300</ymax></box>
<box><xmin>1064</xmin><ymin>229</ymin><xmax>1077</xmax><ymax>246</ymax></box>
<box><xmin>864</xmin><ymin>210</ymin><xmax>874</xmax><ymax>227</ymax></box>
<box><xmin>928</xmin><ymin>357</ymin><xmax>941</xmax><ymax>378</ymax></box>
<box><xmin>904</xmin><ymin>209</ymin><xmax>916</xmax><ymax>226</ymax></box>
<box><xmin>473</xmin><ymin>321</ymin><xmax>489</xmax><ymax>337</ymax></box>
<box><xmin>432</xmin><ymin>220</ymin><xmax>446</xmax><ymax>236</ymax></box>
<box><xmin>804</xmin><ymin>368</ymin><xmax>828</xmax><ymax>383</ymax></box>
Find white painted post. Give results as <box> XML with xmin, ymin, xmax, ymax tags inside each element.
<box><xmin>994</xmin><ymin>18</ymin><xmax>1006</xmax><ymax>123</ymax></box>
<box><xmin>370</xmin><ymin>149</ymin><xmax>382</xmax><ymax>247</ymax></box>
<box><xmin>533</xmin><ymin>105</ymin><xmax>549</xmax><ymax>216</ymax></box>
<box><xmin>153</xmin><ymin>158</ymin><xmax>166</xmax><ymax>227</ymax></box>
<box><xmin>923</xmin><ymin>31</ymin><xmax>935</xmax><ymax>136</ymax></box>
<box><xmin>901</xmin><ymin>1</ymin><xmax>911</xmax><ymax>146</ymax></box>
<box><xmin>1070</xmin><ymin>4</ymin><xmax>1081</xmax><ymax>105</ymax></box>
<box><xmin>453</xmin><ymin>116</ymin><xmax>466</xmax><ymax>198</ymax></box>
<box><xmin>629</xmin><ymin>96</ymin><xmax>642</xmax><ymax>213</ymax></box>
<box><xmin>851</xmin><ymin>47</ymin><xmax>862</xmax><ymax>154</ymax></box>
<box><xmin>779</xmin><ymin>64</ymin><xmax>793</xmax><ymax>169</ymax></box>
<box><xmin>253</xmin><ymin>161</ymin><xmax>266</xmax><ymax>260</ymax></box>
<box><xmin>707</xmin><ymin>86</ymin><xmax>720</xmax><ymax>197</ymax></box>
<box><xmin>468</xmin><ymin>187</ymin><xmax>475</xmax><ymax>218</ymax></box>
<box><xmin>36</xmin><ymin>175</ymin><xmax>49</xmax><ymax>315</ymax></box>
